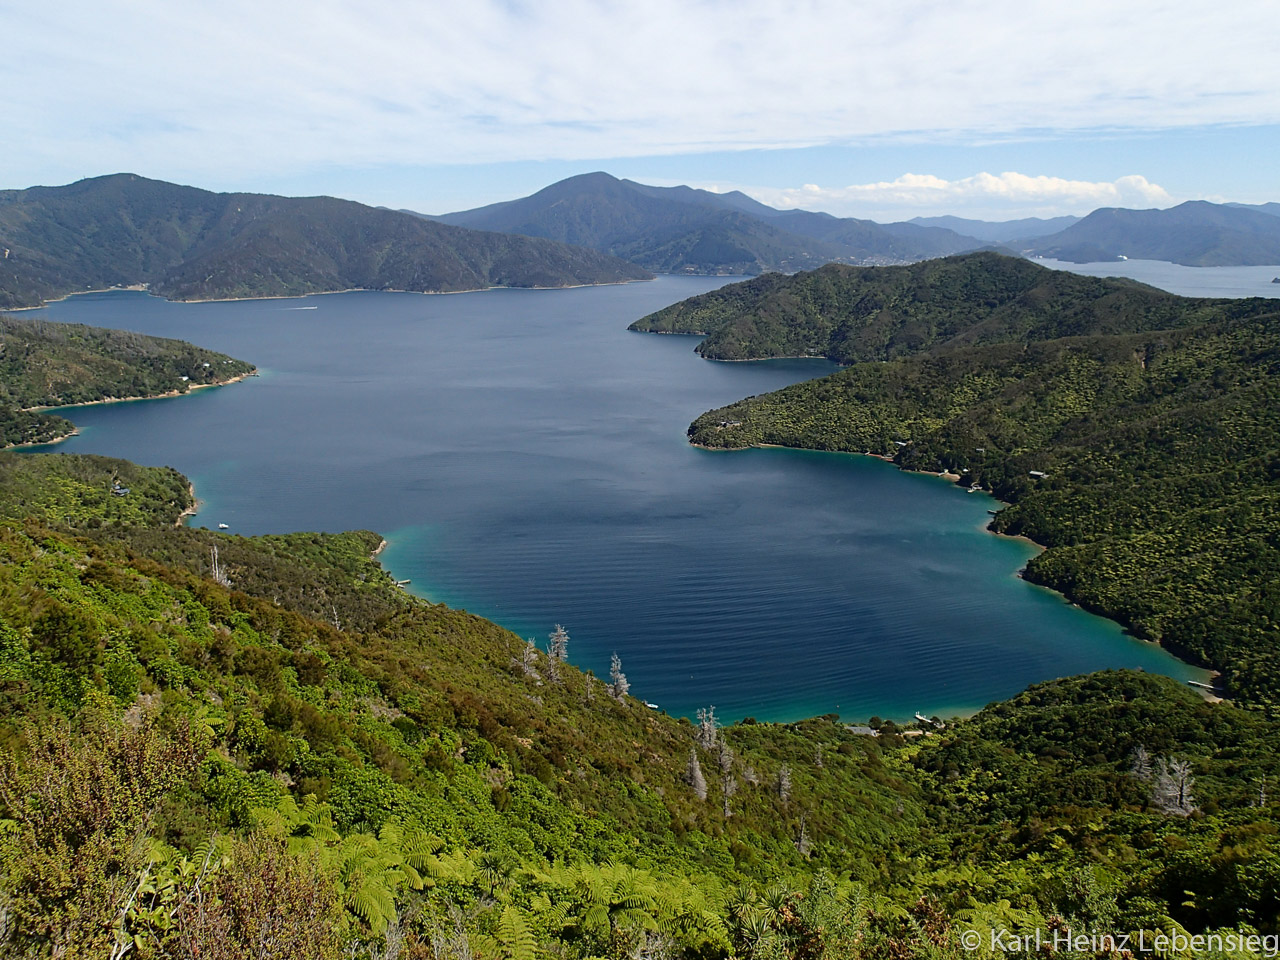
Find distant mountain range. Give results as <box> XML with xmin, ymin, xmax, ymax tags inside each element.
<box><xmin>5</xmin><ymin>174</ymin><xmax>1278</xmax><ymax>310</ymax></box>
<box><xmin>437</xmin><ymin>174</ymin><xmax>1280</xmax><ymax>273</ymax></box>
<box><xmin>908</xmin><ymin>214</ymin><xmax>1082</xmax><ymax>244</ymax></box>
<box><xmin>0</xmin><ymin>174</ymin><xmax>651</xmax><ymax>309</ymax></box>
<box><xmin>1023</xmin><ymin>200</ymin><xmax>1280</xmax><ymax>266</ymax></box>
<box><xmin>433</xmin><ymin>172</ymin><xmax>988</xmax><ymax>276</ymax></box>
<box><xmin>1228</xmin><ymin>201</ymin><xmax>1280</xmax><ymax>218</ymax></box>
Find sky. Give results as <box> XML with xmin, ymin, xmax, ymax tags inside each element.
<box><xmin>3</xmin><ymin>0</ymin><xmax>1279</xmax><ymax>222</ymax></box>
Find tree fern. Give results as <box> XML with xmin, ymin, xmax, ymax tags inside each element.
<box><xmin>495</xmin><ymin>904</ymin><xmax>538</xmax><ymax>960</ymax></box>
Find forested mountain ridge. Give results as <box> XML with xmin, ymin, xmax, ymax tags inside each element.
<box><xmin>629</xmin><ymin>252</ymin><xmax>1272</xmax><ymax>361</ymax></box>
<box><xmin>1</xmin><ymin>451</ymin><xmax>1278</xmax><ymax>957</ymax></box>
<box><xmin>683</xmin><ymin>260</ymin><xmax>1280</xmax><ymax>705</ymax></box>
<box><xmin>0</xmin><ymin>312</ymin><xmax>255</xmax><ymax>447</ymax></box>
<box><xmin>0</xmin><ymin>174</ymin><xmax>651</xmax><ymax>308</ymax></box>
<box><xmin>437</xmin><ymin>172</ymin><xmax>983</xmax><ymax>275</ymax></box>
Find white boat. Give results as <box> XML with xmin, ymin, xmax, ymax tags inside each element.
<box><xmin>217</xmin><ymin>522</ymin><xmax>229</xmax><ymax>529</ymax></box>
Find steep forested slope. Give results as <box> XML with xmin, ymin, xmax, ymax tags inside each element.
<box><xmin>1</xmin><ymin>453</ymin><xmax>1278</xmax><ymax>958</ymax></box>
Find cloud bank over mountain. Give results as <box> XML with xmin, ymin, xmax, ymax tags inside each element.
<box><xmin>747</xmin><ymin>173</ymin><xmax>1175</xmax><ymax>220</ymax></box>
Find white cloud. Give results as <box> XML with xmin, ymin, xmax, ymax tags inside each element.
<box><xmin>750</xmin><ymin>172</ymin><xmax>1175</xmax><ymax>219</ymax></box>
<box><xmin>0</xmin><ymin>0</ymin><xmax>1277</xmax><ymax>188</ymax></box>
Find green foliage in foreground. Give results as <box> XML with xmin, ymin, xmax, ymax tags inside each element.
<box><xmin>689</xmin><ymin>296</ymin><xmax>1280</xmax><ymax>706</ymax></box>
<box><xmin>1</xmin><ymin>453</ymin><xmax>1279</xmax><ymax>958</ymax></box>
<box><xmin>630</xmin><ymin>252</ymin><xmax>1274</xmax><ymax>361</ymax></box>
<box><xmin>0</xmin><ymin>313</ymin><xmax>255</xmax><ymax>447</ymax></box>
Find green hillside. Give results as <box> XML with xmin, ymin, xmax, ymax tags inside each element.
<box><xmin>0</xmin><ymin>313</ymin><xmax>255</xmax><ymax>447</ymax></box>
<box><xmin>1</xmin><ymin>452</ymin><xmax>1278</xmax><ymax>958</ymax></box>
<box><xmin>0</xmin><ymin>174</ymin><xmax>651</xmax><ymax>308</ymax></box>
<box><xmin>629</xmin><ymin>253</ymin><xmax>1272</xmax><ymax>361</ymax></box>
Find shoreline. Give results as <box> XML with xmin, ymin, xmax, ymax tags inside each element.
<box><xmin>702</xmin><ymin>353</ymin><xmax>837</xmax><ymax>364</ymax></box>
<box><xmin>8</xmin><ymin>277</ymin><xmax>653</xmax><ymax>311</ymax></box>
<box><xmin>4</xmin><ymin>426</ymin><xmax>80</xmax><ymax>451</ymax></box>
<box><xmin>690</xmin><ymin>436</ymin><xmax>1213</xmax><ymax>686</ymax></box>
<box><xmin>22</xmin><ymin>369</ymin><xmax>258</xmax><ymax>414</ymax></box>
<box><xmin>175</xmin><ymin>482</ymin><xmax>200</xmax><ymax>527</ymax></box>
<box><xmin>3</xmin><ymin>370</ymin><xmax>258</xmax><ymax>453</ymax></box>
<box><xmin>6</xmin><ymin>284</ymin><xmax>150</xmax><ymax>312</ymax></box>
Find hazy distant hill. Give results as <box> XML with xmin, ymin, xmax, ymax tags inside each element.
<box><xmin>909</xmin><ymin>214</ymin><xmax>1081</xmax><ymax>244</ymax></box>
<box><xmin>1024</xmin><ymin>200</ymin><xmax>1280</xmax><ymax>266</ymax></box>
<box><xmin>0</xmin><ymin>174</ymin><xmax>650</xmax><ymax>308</ymax></box>
<box><xmin>436</xmin><ymin>172</ymin><xmax>982</xmax><ymax>275</ymax></box>
<box><xmin>1227</xmin><ymin>201</ymin><xmax>1280</xmax><ymax>218</ymax></box>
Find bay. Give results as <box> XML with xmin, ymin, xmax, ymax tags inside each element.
<box><xmin>22</xmin><ymin>274</ymin><xmax>1208</xmax><ymax>722</ymax></box>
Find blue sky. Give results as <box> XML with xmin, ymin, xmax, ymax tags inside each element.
<box><xmin>3</xmin><ymin>0</ymin><xmax>1278</xmax><ymax>222</ymax></box>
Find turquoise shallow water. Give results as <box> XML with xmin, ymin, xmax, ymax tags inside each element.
<box><xmin>21</xmin><ymin>275</ymin><xmax>1211</xmax><ymax>721</ymax></box>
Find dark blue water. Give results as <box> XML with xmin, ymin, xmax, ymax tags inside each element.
<box><xmin>21</xmin><ymin>277</ymin><xmax>1205</xmax><ymax>721</ymax></box>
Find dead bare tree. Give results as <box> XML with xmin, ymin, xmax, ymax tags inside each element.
<box><xmin>696</xmin><ymin>706</ymin><xmax>719</xmax><ymax>750</ymax></box>
<box><xmin>511</xmin><ymin>639</ymin><xmax>541</xmax><ymax>682</ymax></box>
<box><xmin>548</xmin><ymin>624</ymin><xmax>569</xmax><ymax>662</ymax></box>
<box><xmin>608</xmin><ymin>653</ymin><xmax>629</xmax><ymax>701</ymax></box>
<box><xmin>1151</xmin><ymin>758</ymin><xmax>1196</xmax><ymax>816</ymax></box>
<box><xmin>685</xmin><ymin>748</ymin><xmax>707</xmax><ymax>801</ymax></box>
<box><xmin>1129</xmin><ymin>744</ymin><xmax>1153</xmax><ymax>781</ymax></box>
<box><xmin>209</xmin><ymin>545</ymin><xmax>231</xmax><ymax>588</ymax></box>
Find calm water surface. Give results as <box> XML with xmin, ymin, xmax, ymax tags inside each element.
<box><xmin>24</xmin><ymin>273</ymin><xmax>1216</xmax><ymax>721</ymax></box>
<box><xmin>1037</xmin><ymin>258</ymin><xmax>1280</xmax><ymax>298</ymax></box>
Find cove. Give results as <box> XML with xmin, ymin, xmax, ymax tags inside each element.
<box><xmin>21</xmin><ymin>276</ymin><xmax>1206</xmax><ymax>721</ymax></box>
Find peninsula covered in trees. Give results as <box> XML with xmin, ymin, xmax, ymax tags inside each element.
<box><xmin>629</xmin><ymin>252</ymin><xmax>1275</xmax><ymax>361</ymax></box>
<box><xmin>0</xmin><ymin>312</ymin><xmax>255</xmax><ymax>447</ymax></box>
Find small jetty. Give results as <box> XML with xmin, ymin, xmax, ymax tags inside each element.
<box><xmin>915</xmin><ymin>712</ymin><xmax>945</xmax><ymax>730</ymax></box>
<box><xmin>396</xmin><ymin>579</ymin><xmax>411</xmax><ymax>586</ymax></box>
<box><xmin>1187</xmin><ymin>680</ymin><xmax>1215</xmax><ymax>690</ymax></box>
